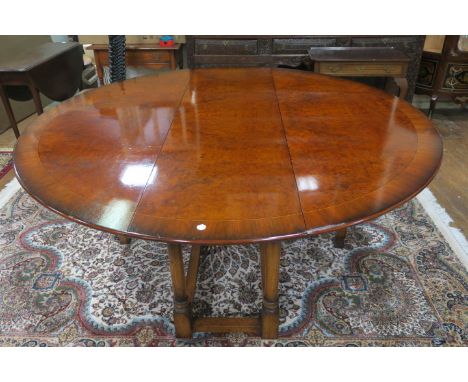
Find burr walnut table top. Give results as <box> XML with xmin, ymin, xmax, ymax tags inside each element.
<box><xmin>14</xmin><ymin>68</ymin><xmax>442</xmax><ymax>244</ymax></box>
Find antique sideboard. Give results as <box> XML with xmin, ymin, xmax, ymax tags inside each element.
<box><xmin>186</xmin><ymin>35</ymin><xmax>425</xmax><ymax>101</ymax></box>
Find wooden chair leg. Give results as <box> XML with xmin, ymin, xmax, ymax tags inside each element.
<box><xmin>260</xmin><ymin>241</ymin><xmax>281</xmax><ymax>339</ymax></box>
<box><xmin>167</xmin><ymin>243</ymin><xmax>192</xmax><ymax>338</ymax></box>
<box><xmin>334</xmin><ymin>227</ymin><xmax>347</xmax><ymax>249</ymax></box>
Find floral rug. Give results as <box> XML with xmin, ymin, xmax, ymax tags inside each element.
<box><xmin>0</xmin><ymin>150</ymin><xmax>13</xmax><ymax>181</ymax></box>
<box><xmin>0</xmin><ymin>185</ymin><xmax>467</xmax><ymax>347</ymax></box>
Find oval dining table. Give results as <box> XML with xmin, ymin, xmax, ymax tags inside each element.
<box><xmin>13</xmin><ymin>68</ymin><xmax>442</xmax><ymax>339</ymax></box>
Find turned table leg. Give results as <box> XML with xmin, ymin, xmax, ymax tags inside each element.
<box><xmin>260</xmin><ymin>241</ymin><xmax>281</xmax><ymax>339</ymax></box>
<box><xmin>168</xmin><ymin>243</ymin><xmax>193</xmax><ymax>338</ymax></box>
<box><xmin>166</xmin><ymin>242</ymin><xmax>280</xmax><ymax>339</ymax></box>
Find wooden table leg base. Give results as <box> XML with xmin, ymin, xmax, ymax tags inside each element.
<box><xmin>117</xmin><ymin>235</ymin><xmax>131</xmax><ymax>245</ymax></box>
<box><xmin>173</xmin><ymin>300</ymin><xmax>193</xmax><ymax>338</ymax></box>
<box><xmin>261</xmin><ymin>299</ymin><xmax>280</xmax><ymax>339</ymax></box>
<box><xmin>193</xmin><ymin>317</ymin><xmax>261</xmax><ymax>336</ymax></box>
<box><xmin>333</xmin><ymin>227</ymin><xmax>347</xmax><ymax>249</ymax></box>
<box><xmin>167</xmin><ymin>242</ymin><xmax>282</xmax><ymax>339</ymax></box>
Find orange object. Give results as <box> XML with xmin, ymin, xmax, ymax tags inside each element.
<box><xmin>159</xmin><ymin>39</ymin><xmax>174</xmax><ymax>47</ymax></box>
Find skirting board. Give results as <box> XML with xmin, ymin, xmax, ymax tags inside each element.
<box><xmin>1</xmin><ymin>179</ymin><xmax>467</xmax><ymax>271</ymax></box>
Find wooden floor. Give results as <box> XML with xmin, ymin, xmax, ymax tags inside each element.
<box><xmin>427</xmin><ymin>109</ymin><xmax>468</xmax><ymax>236</ymax></box>
<box><xmin>0</xmin><ymin>97</ymin><xmax>467</xmax><ymax>237</ymax></box>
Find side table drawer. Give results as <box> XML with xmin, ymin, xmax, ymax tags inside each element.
<box><xmin>96</xmin><ymin>50</ymin><xmax>172</xmax><ymax>66</ymax></box>
<box><xmin>317</xmin><ymin>62</ymin><xmax>407</xmax><ymax>77</ymax></box>
<box><xmin>126</xmin><ymin>50</ymin><xmax>171</xmax><ymax>64</ymax></box>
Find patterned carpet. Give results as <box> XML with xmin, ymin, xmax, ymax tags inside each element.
<box><xmin>0</xmin><ymin>150</ymin><xmax>13</xmax><ymax>181</ymax></box>
<box><xmin>0</xmin><ymin>185</ymin><xmax>466</xmax><ymax>347</ymax></box>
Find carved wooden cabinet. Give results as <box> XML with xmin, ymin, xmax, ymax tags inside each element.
<box><xmin>416</xmin><ymin>35</ymin><xmax>468</xmax><ymax>117</ymax></box>
<box><xmin>186</xmin><ymin>35</ymin><xmax>425</xmax><ymax>101</ymax></box>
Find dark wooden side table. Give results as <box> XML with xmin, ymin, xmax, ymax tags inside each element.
<box><xmin>86</xmin><ymin>43</ymin><xmax>182</xmax><ymax>85</ymax></box>
<box><xmin>0</xmin><ymin>42</ymin><xmax>83</xmax><ymax>138</ymax></box>
<box><xmin>309</xmin><ymin>47</ymin><xmax>411</xmax><ymax>99</ymax></box>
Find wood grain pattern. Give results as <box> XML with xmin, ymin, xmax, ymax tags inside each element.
<box><xmin>14</xmin><ymin>68</ymin><xmax>442</xmax><ymax>245</ymax></box>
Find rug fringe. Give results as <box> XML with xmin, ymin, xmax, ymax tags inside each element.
<box><xmin>0</xmin><ymin>177</ymin><xmax>21</xmax><ymax>208</ymax></box>
<box><xmin>417</xmin><ymin>188</ymin><xmax>468</xmax><ymax>270</ymax></box>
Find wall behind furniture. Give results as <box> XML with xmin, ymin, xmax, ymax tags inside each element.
<box><xmin>0</xmin><ymin>35</ymin><xmax>53</xmax><ymax>135</ymax></box>
<box><xmin>424</xmin><ymin>35</ymin><xmax>445</xmax><ymax>53</ymax></box>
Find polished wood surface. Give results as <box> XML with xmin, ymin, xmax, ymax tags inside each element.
<box><xmin>14</xmin><ymin>68</ymin><xmax>442</xmax><ymax>245</ymax></box>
